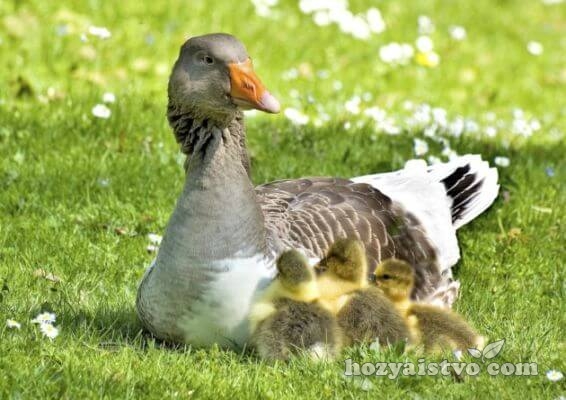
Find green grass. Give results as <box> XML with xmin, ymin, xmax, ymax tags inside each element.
<box><xmin>1</xmin><ymin>0</ymin><xmax>565</xmax><ymax>398</ymax></box>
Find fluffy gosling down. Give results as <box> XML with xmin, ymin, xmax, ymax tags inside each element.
<box><xmin>249</xmin><ymin>250</ymin><xmax>342</xmax><ymax>362</ymax></box>
<box><xmin>316</xmin><ymin>239</ymin><xmax>411</xmax><ymax>347</ymax></box>
<box><xmin>374</xmin><ymin>258</ymin><xmax>485</xmax><ymax>353</ymax></box>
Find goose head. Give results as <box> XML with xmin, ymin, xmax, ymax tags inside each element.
<box><xmin>168</xmin><ymin>33</ymin><xmax>280</xmax><ymax>125</ymax></box>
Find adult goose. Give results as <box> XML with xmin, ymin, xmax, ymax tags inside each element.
<box><xmin>136</xmin><ymin>33</ymin><xmax>499</xmax><ymax>349</ymax></box>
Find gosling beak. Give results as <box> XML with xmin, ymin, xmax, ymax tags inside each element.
<box><xmin>228</xmin><ymin>59</ymin><xmax>280</xmax><ymax>114</ymax></box>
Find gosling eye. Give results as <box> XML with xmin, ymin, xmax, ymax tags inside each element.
<box><xmin>380</xmin><ymin>274</ymin><xmax>391</xmax><ymax>280</ymax></box>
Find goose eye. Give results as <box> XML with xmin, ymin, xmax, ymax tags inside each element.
<box><xmin>203</xmin><ymin>55</ymin><xmax>214</xmax><ymax>65</ymax></box>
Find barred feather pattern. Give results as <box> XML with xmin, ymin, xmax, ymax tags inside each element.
<box><xmin>256</xmin><ymin>178</ymin><xmax>443</xmax><ymax>302</ymax></box>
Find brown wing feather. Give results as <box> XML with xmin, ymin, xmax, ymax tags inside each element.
<box><xmin>256</xmin><ymin>178</ymin><xmax>441</xmax><ymax>300</ymax></box>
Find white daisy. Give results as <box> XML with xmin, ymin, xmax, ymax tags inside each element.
<box><xmin>92</xmin><ymin>104</ymin><xmax>111</xmax><ymax>119</ymax></box>
<box><xmin>485</xmin><ymin>126</ymin><xmax>497</xmax><ymax>137</ymax></box>
<box><xmin>6</xmin><ymin>319</ymin><xmax>21</xmax><ymax>329</ymax></box>
<box><xmin>39</xmin><ymin>323</ymin><xmax>59</xmax><ymax>340</ymax></box>
<box><xmin>413</xmin><ymin>138</ymin><xmax>429</xmax><ymax>156</ymax></box>
<box><xmin>449</xmin><ymin>26</ymin><xmax>467</xmax><ymax>41</ymax></box>
<box><xmin>364</xmin><ymin>106</ymin><xmax>386</xmax><ymax>122</ymax></box>
<box><xmin>366</xmin><ymin>8</ymin><xmax>386</xmax><ymax>33</ymax></box>
<box><xmin>344</xmin><ymin>96</ymin><xmax>361</xmax><ymax>114</ymax></box>
<box><xmin>87</xmin><ymin>26</ymin><xmax>111</xmax><ymax>40</ymax></box>
<box><xmin>313</xmin><ymin>10</ymin><xmax>332</xmax><ymax>26</ymax></box>
<box><xmin>369</xmin><ymin>339</ymin><xmax>380</xmax><ymax>352</ymax></box>
<box><xmin>546</xmin><ymin>370</ymin><xmax>563</xmax><ymax>382</ymax></box>
<box><xmin>415</xmin><ymin>36</ymin><xmax>434</xmax><ymax>53</ymax></box>
<box><xmin>453</xmin><ymin>349</ymin><xmax>463</xmax><ymax>360</ymax></box>
<box><xmin>284</xmin><ymin>108</ymin><xmax>309</xmax><ymax>125</ymax></box>
<box><xmin>427</xmin><ymin>155</ymin><xmax>442</xmax><ymax>165</ymax></box>
<box><xmin>31</xmin><ymin>312</ymin><xmax>56</xmax><ymax>325</ymax></box>
<box><xmin>147</xmin><ymin>233</ymin><xmax>162</xmax><ymax>245</ymax></box>
<box><xmin>418</xmin><ymin>15</ymin><xmax>434</xmax><ymax>34</ymax></box>
<box><xmin>527</xmin><ymin>41</ymin><xmax>543</xmax><ymax>56</ymax></box>
<box><xmin>379</xmin><ymin>43</ymin><xmax>414</xmax><ymax>65</ymax></box>
<box><xmin>102</xmin><ymin>92</ymin><xmax>116</xmax><ymax>103</ymax></box>
<box><xmin>494</xmin><ymin>156</ymin><xmax>510</xmax><ymax>167</ymax></box>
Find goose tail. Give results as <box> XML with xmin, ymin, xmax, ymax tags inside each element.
<box><xmin>426</xmin><ymin>155</ymin><xmax>500</xmax><ymax>229</ymax></box>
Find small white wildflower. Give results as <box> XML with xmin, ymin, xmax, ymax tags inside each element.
<box><xmin>350</xmin><ymin>17</ymin><xmax>371</xmax><ymax>40</ymax></box>
<box><xmin>442</xmin><ymin>147</ymin><xmax>458</xmax><ymax>160</ymax></box>
<box><xmin>317</xmin><ymin>69</ymin><xmax>330</xmax><ymax>79</ymax></box>
<box><xmin>511</xmin><ymin>118</ymin><xmax>533</xmax><ymax>137</ymax></box>
<box><xmin>413</xmin><ymin>138</ymin><xmax>429</xmax><ymax>156</ymax></box>
<box><xmin>343</xmin><ymin>121</ymin><xmax>352</xmax><ymax>130</ymax></box>
<box><xmin>39</xmin><ymin>323</ymin><xmax>59</xmax><ymax>340</ymax></box>
<box><xmin>98</xmin><ymin>178</ymin><xmax>110</xmax><ymax>187</ymax></box>
<box><xmin>369</xmin><ymin>339</ymin><xmax>381</xmax><ymax>352</ymax></box>
<box><xmin>6</xmin><ymin>319</ymin><xmax>21</xmax><ymax>329</ymax></box>
<box><xmin>527</xmin><ymin>41</ymin><xmax>543</xmax><ymax>56</ymax></box>
<box><xmin>416</xmin><ymin>51</ymin><xmax>440</xmax><ymax>67</ymax></box>
<box><xmin>494</xmin><ymin>156</ymin><xmax>510</xmax><ymax>167</ymax></box>
<box><xmin>465</xmin><ymin>119</ymin><xmax>480</xmax><ymax>133</ymax></box>
<box><xmin>92</xmin><ymin>104</ymin><xmax>111</xmax><ymax>119</ymax></box>
<box><xmin>88</xmin><ymin>26</ymin><xmax>111</xmax><ymax>40</ymax></box>
<box><xmin>364</xmin><ymin>106</ymin><xmax>386</xmax><ymax>122</ymax></box>
<box><xmin>449</xmin><ymin>25</ymin><xmax>467</xmax><ymax>41</ymax></box>
<box><xmin>423</xmin><ymin>124</ymin><xmax>438</xmax><ymax>137</ymax></box>
<box><xmin>379</xmin><ymin>119</ymin><xmax>401</xmax><ymax>135</ymax></box>
<box><xmin>379</xmin><ymin>42</ymin><xmax>414</xmax><ymax>65</ymax></box>
<box><xmin>530</xmin><ymin>118</ymin><xmax>541</xmax><ymax>131</ymax></box>
<box><xmin>332</xmin><ymin>80</ymin><xmax>343</xmax><ymax>91</ymax></box>
<box><xmin>427</xmin><ymin>155</ymin><xmax>441</xmax><ymax>165</ymax></box>
<box><xmin>418</xmin><ymin>15</ymin><xmax>434</xmax><ymax>34</ymax></box>
<box><xmin>313</xmin><ymin>10</ymin><xmax>332</xmax><ymax>26</ymax></box>
<box><xmin>448</xmin><ymin>117</ymin><xmax>465</xmax><ymax>137</ymax></box>
<box><xmin>512</xmin><ymin>108</ymin><xmax>524</xmax><ymax>119</ymax></box>
<box><xmin>284</xmin><ymin>107</ymin><xmax>309</xmax><ymax>125</ymax></box>
<box><xmin>80</xmin><ymin>33</ymin><xmax>88</xmax><ymax>43</ymax></box>
<box><xmin>251</xmin><ymin>0</ymin><xmax>278</xmax><ymax>17</ymax></box>
<box><xmin>416</xmin><ymin>36</ymin><xmax>434</xmax><ymax>53</ymax></box>
<box><xmin>453</xmin><ymin>349</ymin><xmax>463</xmax><ymax>360</ymax></box>
<box><xmin>485</xmin><ymin>126</ymin><xmax>497</xmax><ymax>137</ymax></box>
<box><xmin>32</xmin><ymin>312</ymin><xmax>56</xmax><ymax>325</ymax></box>
<box><xmin>344</xmin><ymin>96</ymin><xmax>361</xmax><ymax>114</ymax></box>
<box><xmin>403</xmin><ymin>100</ymin><xmax>414</xmax><ymax>111</ymax></box>
<box><xmin>147</xmin><ymin>233</ymin><xmax>162</xmax><ymax>245</ymax></box>
<box><xmin>360</xmin><ymin>379</ymin><xmax>374</xmax><ymax>391</ymax></box>
<box><xmin>146</xmin><ymin>244</ymin><xmax>159</xmax><ymax>253</ymax></box>
<box><xmin>102</xmin><ymin>92</ymin><xmax>116</xmax><ymax>103</ymax></box>
<box><xmin>432</xmin><ymin>107</ymin><xmax>448</xmax><ymax>126</ymax></box>
<box><xmin>366</xmin><ymin>8</ymin><xmax>386</xmax><ymax>34</ymax></box>
<box><xmin>546</xmin><ymin>370</ymin><xmax>563</xmax><ymax>382</ymax></box>
<box><xmin>289</xmin><ymin>88</ymin><xmax>300</xmax><ymax>98</ymax></box>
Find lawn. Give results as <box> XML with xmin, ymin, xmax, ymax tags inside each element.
<box><xmin>1</xmin><ymin>0</ymin><xmax>565</xmax><ymax>398</ymax></box>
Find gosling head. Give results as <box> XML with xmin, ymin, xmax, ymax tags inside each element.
<box><xmin>318</xmin><ymin>238</ymin><xmax>367</xmax><ymax>284</ymax></box>
<box><xmin>374</xmin><ymin>258</ymin><xmax>415</xmax><ymax>302</ymax></box>
<box><xmin>276</xmin><ymin>249</ymin><xmax>315</xmax><ymax>291</ymax></box>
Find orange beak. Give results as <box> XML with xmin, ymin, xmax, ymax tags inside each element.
<box><xmin>228</xmin><ymin>59</ymin><xmax>280</xmax><ymax>113</ymax></box>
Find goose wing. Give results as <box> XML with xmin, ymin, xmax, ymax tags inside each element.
<box><xmin>255</xmin><ymin>177</ymin><xmax>442</xmax><ymax>300</ymax></box>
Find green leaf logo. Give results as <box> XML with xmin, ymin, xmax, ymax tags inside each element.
<box><xmin>467</xmin><ymin>348</ymin><xmax>482</xmax><ymax>358</ymax></box>
<box><xmin>482</xmin><ymin>339</ymin><xmax>505</xmax><ymax>359</ymax></box>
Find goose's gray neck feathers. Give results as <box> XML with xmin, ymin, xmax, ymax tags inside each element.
<box><xmin>167</xmin><ymin>102</ymin><xmax>251</xmax><ymax>176</ymax></box>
